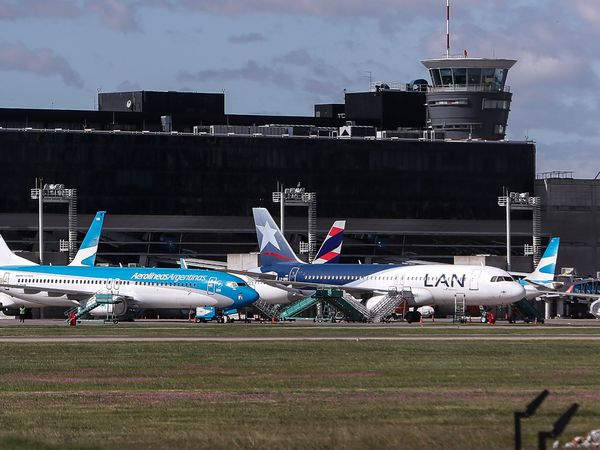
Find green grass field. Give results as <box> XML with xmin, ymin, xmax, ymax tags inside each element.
<box><xmin>1</xmin><ymin>325</ymin><xmax>599</xmax><ymax>449</ymax></box>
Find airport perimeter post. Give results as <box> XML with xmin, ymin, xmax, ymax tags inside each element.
<box><xmin>514</xmin><ymin>389</ymin><xmax>548</xmax><ymax>450</ymax></box>
<box><xmin>537</xmin><ymin>403</ymin><xmax>579</xmax><ymax>450</ymax></box>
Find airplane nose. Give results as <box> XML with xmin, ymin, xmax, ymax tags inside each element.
<box><xmin>511</xmin><ymin>283</ymin><xmax>526</xmax><ymax>301</ymax></box>
<box><xmin>244</xmin><ymin>287</ymin><xmax>259</xmax><ymax>303</ymax></box>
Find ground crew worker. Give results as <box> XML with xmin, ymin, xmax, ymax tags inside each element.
<box><xmin>19</xmin><ymin>306</ymin><xmax>26</xmax><ymax>323</ymax></box>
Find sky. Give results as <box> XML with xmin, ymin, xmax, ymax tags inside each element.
<box><xmin>0</xmin><ymin>0</ymin><xmax>599</xmax><ymax>178</ymax></box>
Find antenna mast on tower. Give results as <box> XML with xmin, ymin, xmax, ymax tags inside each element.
<box><xmin>446</xmin><ymin>0</ymin><xmax>451</xmax><ymax>58</ymax></box>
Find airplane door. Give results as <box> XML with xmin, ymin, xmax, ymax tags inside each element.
<box><xmin>469</xmin><ymin>270</ymin><xmax>481</xmax><ymax>290</ymax></box>
<box><xmin>2</xmin><ymin>272</ymin><xmax>9</xmax><ymax>291</ymax></box>
<box><xmin>289</xmin><ymin>267</ymin><xmax>300</xmax><ymax>282</ymax></box>
<box><xmin>390</xmin><ymin>274</ymin><xmax>403</xmax><ymax>294</ymax></box>
<box><xmin>105</xmin><ymin>279</ymin><xmax>113</xmax><ymax>291</ymax></box>
<box><xmin>207</xmin><ymin>277</ymin><xmax>217</xmax><ymax>295</ymax></box>
<box><xmin>113</xmin><ymin>279</ymin><xmax>121</xmax><ymax>293</ymax></box>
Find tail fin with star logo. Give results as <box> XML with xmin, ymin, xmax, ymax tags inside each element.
<box><xmin>252</xmin><ymin>208</ymin><xmax>304</xmax><ymax>267</ymax></box>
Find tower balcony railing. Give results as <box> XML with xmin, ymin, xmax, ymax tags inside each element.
<box><xmin>427</xmin><ymin>84</ymin><xmax>510</xmax><ymax>93</ymax></box>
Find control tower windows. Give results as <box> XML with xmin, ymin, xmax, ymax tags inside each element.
<box><xmin>483</xmin><ymin>99</ymin><xmax>509</xmax><ymax>110</ymax></box>
<box><xmin>430</xmin><ymin>69</ymin><xmax>442</xmax><ymax>87</ymax></box>
<box><xmin>453</xmin><ymin>68</ymin><xmax>467</xmax><ymax>86</ymax></box>
<box><xmin>467</xmin><ymin>68</ymin><xmax>481</xmax><ymax>86</ymax></box>
<box><xmin>440</xmin><ymin>68</ymin><xmax>453</xmax><ymax>86</ymax></box>
<box><xmin>482</xmin><ymin>68</ymin><xmax>495</xmax><ymax>88</ymax></box>
<box><xmin>494</xmin><ymin>69</ymin><xmax>508</xmax><ymax>88</ymax></box>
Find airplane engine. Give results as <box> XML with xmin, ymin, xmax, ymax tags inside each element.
<box><xmin>417</xmin><ymin>306</ymin><xmax>435</xmax><ymax>318</ymax></box>
<box><xmin>410</xmin><ymin>288</ymin><xmax>435</xmax><ymax>306</ymax></box>
<box><xmin>365</xmin><ymin>295</ymin><xmax>386</xmax><ymax>310</ymax></box>
<box><xmin>0</xmin><ymin>292</ymin><xmax>40</xmax><ymax>309</ymax></box>
<box><xmin>87</xmin><ymin>298</ymin><xmax>128</xmax><ymax>317</ymax></box>
<box><xmin>254</xmin><ymin>283</ymin><xmax>304</xmax><ymax>305</ymax></box>
<box><xmin>590</xmin><ymin>299</ymin><xmax>600</xmax><ymax>318</ymax></box>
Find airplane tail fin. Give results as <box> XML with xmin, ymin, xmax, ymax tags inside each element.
<box><xmin>525</xmin><ymin>237</ymin><xmax>560</xmax><ymax>283</ymax></box>
<box><xmin>313</xmin><ymin>220</ymin><xmax>345</xmax><ymax>264</ymax></box>
<box><xmin>252</xmin><ymin>208</ymin><xmax>303</xmax><ymax>267</ymax></box>
<box><xmin>69</xmin><ymin>211</ymin><xmax>106</xmax><ymax>267</ymax></box>
<box><xmin>0</xmin><ymin>235</ymin><xmax>37</xmax><ymax>266</ymax></box>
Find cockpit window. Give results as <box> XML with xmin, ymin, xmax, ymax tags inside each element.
<box><xmin>225</xmin><ymin>281</ymin><xmax>238</xmax><ymax>289</ymax></box>
<box><xmin>491</xmin><ymin>276</ymin><xmax>514</xmax><ymax>282</ymax></box>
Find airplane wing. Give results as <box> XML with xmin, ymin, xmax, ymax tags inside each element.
<box><xmin>557</xmin><ymin>292</ymin><xmax>600</xmax><ymax>300</ymax></box>
<box><xmin>213</xmin><ymin>267</ymin><xmax>399</xmax><ymax>296</ymax></box>
<box><xmin>246</xmin><ymin>275</ymin><xmax>396</xmax><ymax>296</ymax></box>
<box><xmin>0</xmin><ymin>283</ymin><xmax>135</xmax><ymax>302</ymax></box>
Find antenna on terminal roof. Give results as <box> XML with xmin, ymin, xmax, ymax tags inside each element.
<box><xmin>446</xmin><ymin>0</ymin><xmax>451</xmax><ymax>58</ymax></box>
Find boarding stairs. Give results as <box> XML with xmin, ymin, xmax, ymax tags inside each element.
<box><xmin>278</xmin><ymin>297</ymin><xmax>319</xmax><ymax>321</ymax></box>
<box><xmin>252</xmin><ymin>299</ymin><xmax>281</xmax><ymax>320</ymax></box>
<box><xmin>64</xmin><ymin>293</ymin><xmax>123</xmax><ymax>323</ymax></box>
<box><xmin>453</xmin><ymin>294</ymin><xmax>466</xmax><ymax>323</ymax></box>
<box><xmin>512</xmin><ymin>298</ymin><xmax>545</xmax><ymax>323</ymax></box>
<box><xmin>312</xmin><ymin>289</ymin><xmax>370</xmax><ymax>322</ymax></box>
<box><xmin>370</xmin><ymin>289</ymin><xmax>412</xmax><ymax>323</ymax></box>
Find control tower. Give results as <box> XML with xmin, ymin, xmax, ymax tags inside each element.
<box><xmin>421</xmin><ymin>57</ymin><xmax>516</xmax><ymax>140</ymax></box>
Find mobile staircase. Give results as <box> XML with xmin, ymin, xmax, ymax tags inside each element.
<box><xmin>369</xmin><ymin>290</ymin><xmax>410</xmax><ymax>323</ymax></box>
<box><xmin>278</xmin><ymin>297</ymin><xmax>319</xmax><ymax>321</ymax></box>
<box><xmin>64</xmin><ymin>293</ymin><xmax>123</xmax><ymax>324</ymax></box>
<box><xmin>512</xmin><ymin>298</ymin><xmax>545</xmax><ymax>323</ymax></box>
<box><xmin>313</xmin><ymin>289</ymin><xmax>370</xmax><ymax>322</ymax></box>
<box><xmin>252</xmin><ymin>299</ymin><xmax>281</xmax><ymax>321</ymax></box>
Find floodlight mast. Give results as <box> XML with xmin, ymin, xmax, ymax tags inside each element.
<box><xmin>30</xmin><ymin>180</ymin><xmax>78</xmax><ymax>263</ymax></box>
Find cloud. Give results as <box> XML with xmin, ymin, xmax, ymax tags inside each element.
<box><xmin>172</xmin><ymin>0</ymin><xmax>462</xmax><ymax>18</ymax></box>
<box><xmin>0</xmin><ymin>42</ymin><xmax>83</xmax><ymax>87</ymax></box>
<box><xmin>227</xmin><ymin>32</ymin><xmax>268</xmax><ymax>44</ymax></box>
<box><xmin>116</xmin><ymin>80</ymin><xmax>142</xmax><ymax>91</ymax></box>
<box><xmin>0</xmin><ymin>0</ymin><xmax>140</xmax><ymax>31</ymax></box>
<box><xmin>84</xmin><ymin>0</ymin><xmax>140</xmax><ymax>31</ymax></box>
<box><xmin>0</xmin><ymin>0</ymin><xmax>81</xmax><ymax>20</ymax></box>
<box><xmin>573</xmin><ymin>0</ymin><xmax>600</xmax><ymax>27</ymax></box>
<box><xmin>274</xmin><ymin>49</ymin><xmax>351</xmax><ymax>84</ymax></box>
<box><xmin>178</xmin><ymin>60</ymin><xmax>294</xmax><ymax>88</ymax></box>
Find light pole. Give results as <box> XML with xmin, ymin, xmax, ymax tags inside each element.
<box><xmin>30</xmin><ymin>181</ymin><xmax>78</xmax><ymax>263</ymax></box>
<box><xmin>498</xmin><ymin>191</ymin><xmax>542</xmax><ymax>271</ymax></box>
<box><xmin>272</xmin><ymin>183</ymin><xmax>317</xmax><ymax>262</ymax></box>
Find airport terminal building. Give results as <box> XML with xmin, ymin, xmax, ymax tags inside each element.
<box><xmin>0</xmin><ymin>56</ymin><xmax>596</xmax><ymax>278</ymax></box>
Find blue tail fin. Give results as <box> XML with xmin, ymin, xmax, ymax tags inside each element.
<box><xmin>313</xmin><ymin>220</ymin><xmax>345</xmax><ymax>264</ymax></box>
<box><xmin>525</xmin><ymin>237</ymin><xmax>560</xmax><ymax>283</ymax></box>
<box><xmin>252</xmin><ymin>208</ymin><xmax>303</xmax><ymax>267</ymax></box>
<box><xmin>69</xmin><ymin>211</ymin><xmax>106</xmax><ymax>267</ymax></box>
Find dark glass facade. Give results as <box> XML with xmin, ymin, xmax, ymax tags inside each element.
<box><xmin>0</xmin><ymin>129</ymin><xmax>535</xmax><ymax>221</ymax></box>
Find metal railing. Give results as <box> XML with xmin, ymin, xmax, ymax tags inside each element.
<box><xmin>428</xmin><ymin>84</ymin><xmax>510</xmax><ymax>93</ymax></box>
<box><xmin>536</xmin><ymin>171</ymin><xmax>574</xmax><ymax>180</ymax></box>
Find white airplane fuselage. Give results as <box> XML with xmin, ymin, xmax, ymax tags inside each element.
<box><xmin>265</xmin><ymin>263</ymin><xmax>525</xmax><ymax>307</ymax></box>
<box><xmin>0</xmin><ymin>266</ymin><xmax>258</xmax><ymax>310</ymax></box>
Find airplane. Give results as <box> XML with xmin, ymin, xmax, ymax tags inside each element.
<box><xmin>0</xmin><ymin>212</ymin><xmax>259</xmax><ymax>317</ymax></box>
<box><xmin>246</xmin><ymin>208</ymin><xmax>526</xmax><ymax>321</ymax></box>
<box><xmin>0</xmin><ymin>211</ymin><xmax>107</xmax><ymax>310</ymax></box>
<box><xmin>235</xmin><ymin>220</ymin><xmax>346</xmax><ymax>306</ymax></box>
